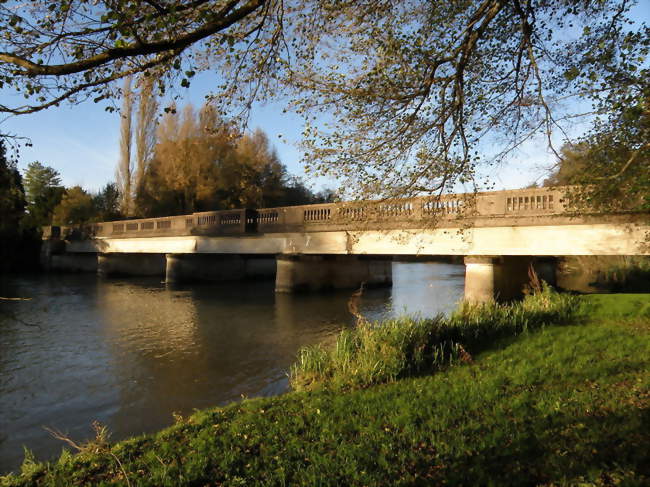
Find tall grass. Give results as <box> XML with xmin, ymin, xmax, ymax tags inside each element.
<box><xmin>290</xmin><ymin>284</ymin><xmax>580</xmax><ymax>391</ymax></box>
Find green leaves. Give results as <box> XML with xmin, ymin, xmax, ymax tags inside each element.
<box><xmin>563</xmin><ymin>66</ymin><xmax>580</xmax><ymax>82</ymax></box>
<box><xmin>0</xmin><ymin>0</ymin><xmax>647</xmax><ymax>201</ymax></box>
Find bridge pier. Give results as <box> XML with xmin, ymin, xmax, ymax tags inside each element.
<box><xmin>50</xmin><ymin>253</ymin><xmax>98</xmax><ymax>273</ymax></box>
<box><xmin>275</xmin><ymin>254</ymin><xmax>392</xmax><ymax>293</ymax></box>
<box><xmin>165</xmin><ymin>254</ymin><xmax>276</xmax><ymax>283</ymax></box>
<box><xmin>464</xmin><ymin>256</ymin><xmax>555</xmax><ymax>303</ymax></box>
<box><xmin>97</xmin><ymin>253</ymin><xmax>166</xmax><ymax>278</ymax></box>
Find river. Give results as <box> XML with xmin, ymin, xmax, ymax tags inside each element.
<box><xmin>0</xmin><ymin>261</ymin><xmax>464</xmax><ymax>473</ymax></box>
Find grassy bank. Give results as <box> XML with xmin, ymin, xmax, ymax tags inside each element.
<box><xmin>2</xmin><ymin>292</ymin><xmax>649</xmax><ymax>486</ymax></box>
<box><xmin>290</xmin><ymin>284</ymin><xmax>579</xmax><ymax>391</ymax></box>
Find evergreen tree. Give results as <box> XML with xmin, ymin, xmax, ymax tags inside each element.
<box><xmin>93</xmin><ymin>183</ymin><xmax>122</xmax><ymax>221</ymax></box>
<box><xmin>23</xmin><ymin>161</ymin><xmax>65</xmax><ymax>227</ymax></box>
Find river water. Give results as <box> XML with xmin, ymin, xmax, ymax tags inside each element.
<box><xmin>0</xmin><ymin>262</ymin><xmax>464</xmax><ymax>473</ymax></box>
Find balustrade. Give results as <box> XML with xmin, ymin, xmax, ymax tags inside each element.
<box><xmin>45</xmin><ymin>187</ymin><xmax>572</xmax><ymax>240</ymax></box>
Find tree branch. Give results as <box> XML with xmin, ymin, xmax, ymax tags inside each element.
<box><xmin>0</xmin><ymin>0</ymin><xmax>265</xmax><ymax>76</ymax></box>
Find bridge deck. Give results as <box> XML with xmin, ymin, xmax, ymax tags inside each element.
<box><xmin>46</xmin><ymin>186</ymin><xmax>649</xmax><ymax>257</ymax></box>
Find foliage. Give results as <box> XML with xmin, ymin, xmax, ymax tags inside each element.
<box><xmin>0</xmin><ymin>141</ymin><xmax>25</xmax><ymax>236</ymax></box>
<box><xmin>116</xmin><ymin>76</ymin><xmax>134</xmax><ymax>215</ymax></box>
<box><xmin>115</xmin><ymin>73</ymin><xmax>159</xmax><ymax>217</ymax></box>
<box><xmin>134</xmin><ymin>74</ymin><xmax>159</xmax><ymax>206</ymax></box>
<box><xmin>290</xmin><ymin>284</ymin><xmax>580</xmax><ymax>391</ymax></box>
<box><xmin>0</xmin><ymin>1</ymin><xmax>648</xmax><ymax>200</ymax></box>
<box><xmin>545</xmin><ymin>88</ymin><xmax>649</xmax><ymax>212</ymax></box>
<box><xmin>22</xmin><ymin>162</ymin><xmax>64</xmax><ymax>228</ymax></box>
<box><xmin>136</xmin><ymin>103</ymin><xmax>330</xmax><ymax>216</ymax></box>
<box><xmin>0</xmin><ymin>140</ymin><xmax>28</xmax><ymax>272</ymax></box>
<box><xmin>92</xmin><ymin>183</ymin><xmax>122</xmax><ymax>222</ymax></box>
<box><xmin>0</xmin><ymin>150</ymin><xmax>45</xmax><ymax>271</ymax></box>
<box><xmin>1</xmin><ymin>295</ymin><xmax>648</xmax><ymax>486</ymax></box>
<box><xmin>214</xmin><ymin>127</ymin><xmax>292</xmax><ymax>209</ymax></box>
<box><xmin>51</xmin><ymin>186</ymin><xmax>97</xmax><ymax>226</ymax></box>
<box><xmin>136</xmin><ymin>103</ymin><xmax>239</xmax><ymax>215</ymax></box>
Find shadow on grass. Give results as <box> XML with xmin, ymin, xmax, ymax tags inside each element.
<box><xmin>443</xmin><ymin>405</ymin><xmax>650</xmax><ymax>486</ymax></box>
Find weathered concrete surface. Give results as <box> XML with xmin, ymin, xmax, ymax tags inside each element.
<box><xmin>464</xmin><ymin>256</ymin><xmax>501</xmax><ymax>303</ymax></box>
<box><xmin>66</xmin><ymin>222</ymin><xmax>650</xmax><ymax>257</ymax></box>
<box><xmin>245</xmin><ymin>257</ymin><xmax>277</xmax><ymax>279</ymax></box>
<box><xmin>464</xmin><ymin>256</ymin><xmax>556</xmax><ymax>302</ymax></box>
<box><xmin>40</xmin><ymin>239</ymin><xmax>66</xmax><ymax>270</ymax></box>
<box><xmin>165</xmin><ymin>254</ymin><xmax>276</xmax><ymax>283</ymax></box>
<box><xmin>51</xmin><ymin>187</ymin><xmax>645</xmax><ymax>242</ymax></box>
<box><xmin>275</xmin><ymin>255</ymin><xmax>392</xmax><ymax>293</ymax></box>
<box><xmin>98</xmin><ymin>253</ymin><xmax>166</xmax><ymax>277</ymax></box>
<box><xmin>50</xmin><ymin>254</ymin><xmax>98</xmax><ymax>273</ymax></box>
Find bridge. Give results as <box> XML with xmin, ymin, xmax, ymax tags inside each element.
<box><xmin>41</xmin><ymin>186</ymin><xmax>649</xmax><ymax>302</ymax></box>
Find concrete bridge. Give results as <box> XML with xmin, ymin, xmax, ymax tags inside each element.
<box><xmin>41</xmin><ymin>186</ymin><xmax>649</xmax><ymax>302</ymax></box>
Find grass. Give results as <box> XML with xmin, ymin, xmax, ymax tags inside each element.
<box><xmin>583</xmin><ymin>293</ymin><xmax>650</xmax><ymax>321</ymax></box>
<box><xmin>290</xmin><ymin>284</ymin><xmax>580</xmax><ymax>391</ymax></box>
<box><xmin>1</xmin><ymin>292</ymin><xmax>649</xmax><ymax>486</ymax></box>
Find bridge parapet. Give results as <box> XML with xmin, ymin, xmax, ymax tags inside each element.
<box><xmin>46</xmin><ymin>186</ymin><xmax>572</xmax><ymax>240</ymax></box>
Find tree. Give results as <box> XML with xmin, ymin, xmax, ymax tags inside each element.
<box><xmin>1</xmin><ymin>1</ymin><xmax>648</xmax><ymax>201</ymax></box>
<box><xmin>133</xmin><ymin>74</ymin><xmax>159</xmax><ymax>214</ymax></box>
<box><xmin>135</xmin><ymin>102</ymin><xmax>325</xmax><ymax>216</ymax></box>
<box><xmin>543</xmin><ymin>144</ymin><xmax>589</xmax><ymax>188</ymax></box>
<box><xmin>0</xmin><ymin>143</ymin><xmax>43</xmax><ymax>273</ymax></box>
<box><xmin>22</xmin><ymin>161</ymin><xmax>65</xmax><ymax>227</ymax></box>
<box><xmin>545</xmin><ymin>87</ymin><xmax>649</xmax><ymax>212</ymax></box>
<box><xmin>0</xmin><ymin>140</ymin><xmax>25</xmax><ymax>236</ymax></box>
<box><xmin>215</xmin><ymin>128</ymin><xmax>287</xmax><ymax>209</ymax></box>
<box><xmin>93</xmin><ymin>183</ymin><xmax>122</xmax><ymax>221</ymax></box>
<box><xmin>52</xmin><ymin>186</ymin><xmax>96</xmax><ymax>225</ymax></box>
<box><xmin>0</xmin><ymin>0</ymin><xmax>268</xmax><ymax>114</ymax></box>
<box><xmin>138</xmin><ymin>103</ymin><xmax>234</xmax><ymax>214</ymax></box>
<box><xmin>116</xmin><ymin>76</ymin><xmax>134</xmax><ymax>215</ymax></box>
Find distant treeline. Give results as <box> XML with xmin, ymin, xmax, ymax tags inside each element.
<box><xmin>0</xmin><ymin>97</ymin><xmax>333</xmax><ymax>272</ymax></box>
<box><xmin>7</xmin><ymin>112</ymin><xmax>332</xmax><ymax>226</ymax></box>
<box><xmin>0</xmin><ymin>141</ymin><xmax>40</xmax><ymax>272</ymax></box>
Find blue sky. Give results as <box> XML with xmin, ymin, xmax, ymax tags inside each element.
<box><xmin>1</xmin><ymin>2</ymin><xmax>649</xmax><ymax>193</ymax></box>
<box><xmin>2</xmin><ymin>85</ymin><xmax>310</xmax><ymax>192</ymax></box>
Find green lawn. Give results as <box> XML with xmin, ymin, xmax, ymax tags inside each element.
<box><xmin>2</xmin><ymin>294</ymin><xmax>649</xmax><ymax>486</ymax></box>
<box><xmin>583</xmin><ymin>293</ymin><xmax>650</xmax><ymax>321</ymax></box>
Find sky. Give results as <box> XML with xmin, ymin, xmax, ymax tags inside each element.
<box><xmin>2</xmin><ymin>84</ymin><xmax>309</xmax><ymax>192</ymax></box>
<box><xmin>1</xmin><ymin>2</ymin><xmax>649</xmax><ymax>194</ymax></box>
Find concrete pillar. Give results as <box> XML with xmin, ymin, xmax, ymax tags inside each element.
<box><xmin>50</xmin><ymin>253</ymin><xmax>98</xmax><ymax>273</ymax></box>
<box><xmin>464</xmin><ymin>256</ymin><xmax>500</xmax><ymax>303</ymax></box>
<box><xmin>98</xmin><ymin>253</ymin><xmax>166</xmax><ymax>277</ymax></box>
<box><xmin>464</xmin><ymin>255</ymin><xmax>534</xmax><ymax>303</ymax></box>
<box><xmin>165</xmin><ymin>254</ymin><xmax>276</xmax><ymax>283</ymax></box>
<box><xmin>244</xmin><ymin>256</ymin><xmax>277</xmax><ymax>279</ymax></box>
<box><xmin>166</xmin><ymin>254</ymin><xmax>244</xmax><ymax>283</ymax></box>
<box><xmin>40</xmin><ymin>237</ymin><xmax>66</xmax><ymax>271</ymax></box>
<box><xmin>275</xmin><ymin>254</ymin><xmax>393</xmax><ymax>293</ymax></box>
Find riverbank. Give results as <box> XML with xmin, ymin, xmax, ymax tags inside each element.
<box><xmin>2</xmin><ymin>292</ymin><xmax>649</xmax><ymax>486</ymax></box>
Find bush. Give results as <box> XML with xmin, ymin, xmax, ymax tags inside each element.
<box><xmin>290</xmin><ymin>284</ymin><xmax>581</xmax><ymax>391</ymax></box>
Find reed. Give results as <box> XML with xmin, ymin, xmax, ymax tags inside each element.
<box><xmin>290</xmin><ymin>284</ymin><xmax>581</xmax><ymax>391</ymax></box>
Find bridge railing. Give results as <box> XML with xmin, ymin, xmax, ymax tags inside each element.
<box><xmin>49</xmin><ymin>187</ymin><xmax>570</xmax><ymax>240</ymax></box>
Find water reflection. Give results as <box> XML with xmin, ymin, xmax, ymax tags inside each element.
<box><xmin>0</xmin><ymin>262</ymin><xmax>464</xmax><ymax>473</ymax></box>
